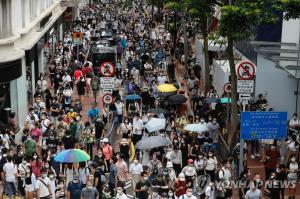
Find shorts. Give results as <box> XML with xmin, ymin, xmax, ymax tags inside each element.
<box><xmin>25</xmin><ymin>184</ymin><xmax>35</xmax><ymax>192</ymax></box>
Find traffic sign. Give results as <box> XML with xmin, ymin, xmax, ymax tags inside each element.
<box><xmin>223</xmin><ymin>83</ymin><xmax>231</xmax><ymax>93</ymax></box>
<box><xmin>72</xmin><ymin>32</ymin><xmax>83</xmax><ymax>45</ymax></box>
<box><xmin>237</xmin><ymin>61</ymin><xmax>256</xmax><ymax>80</ymax></box>
<box><xmin>100</xmin><ymin>77</ymin><xmax>115</xmax><ymax>89</ymax></box>
<box><xmin>240</xmin><ymin>112</ymin><xmax>288</xmax><ymax>140</ymax></box>
<box><xmin>237</xmin><ymin>80</ymin><xmax>254</xmax><ymax>93</ymax></box>
<box><xmin>239</xmin><ymin>93</ymin><xmax>251</xmax><ymax>104</ymax></box>
<box><xmin>99</xmin><ymin>62</ymin><xmax>115</xmax><ymax>77</ymax></box>
<box><xmin>102</xmin><ymin>93</ymin><xmax>113</xmax><ymax>104</ymax></box>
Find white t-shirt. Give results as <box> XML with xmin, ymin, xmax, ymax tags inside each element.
<box><xmin>115</xmin><ymin>102</ymin><xmax>125</xmax><ymax>115</ymax></box>
<box><xmin>133</xmin><ymin>118</ymin><xmax>144</xmax><ymax>135</ymax></box>
<box><xmin>62</xmin><ymin>75</ymin><xmax>72</xmax><ymax>83</ymax></box>
<box><xmin>157</xmin><ymin>75</ymin><xmax>167</xmax><ymax>85</ymax></box>
<box><xmin>3</xmin><ymin>162</ymin><xmax>17</xmax><ymax>182</ymax></box>
<box><xmin>245</xmin><ymin>189</ymin><xmax>261</xmax><ymax>199</ymax></box>
<box><xmin>78</xmin><ymin>167</ymin><xmax>90</xmax><ymax>184</ymax></box>
<box><xmin>205</xmin><ymin>185</ymin><xmax>215</xmax><ymax>199</ymax></box>
<box><xmin>289</xmin><ymin>119</ymin><xmax>300</xmax><ymax>126</ymax></box>
<box><xmin>218</xmin><ymin>167</ymin><xmax>231</xmax><ymax>181</ymax></box>
<box><xmin>36</xmin><ymin>177</ymin><xmax>50</xmax><ymax>197</ymax></box>
<box><xmin>129</xmin><ymin>163</ymin><xmax>143</xmax><ymax>175</ymax></box>
<box><xmin>182</xmin><ymin>194</ymin><xmax>197</xmax><ymax>199</ymax></box>
<box><xmin>205</xmin><ymin>157</ymin><xmax>218</xmax><ymax>171</ymax></box>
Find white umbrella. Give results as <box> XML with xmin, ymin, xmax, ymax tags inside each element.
<box><xmin>184</xmin><ymin>124</ymin><xmax>208</xmax><ymax>133</ymax></box>
<box><xmin>135</xmin><ymin>136</ymin><xmax>172</xmax><ymax>150</ymax></box>
<box><xmin>145</xmin><ymin>118</ymin><xmax>166</xmax><ymax>133</ymax></box>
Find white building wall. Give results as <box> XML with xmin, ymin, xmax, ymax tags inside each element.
<box><xmin>255</xmin><ymin>54</ymin><xmax>297</xmax><ymax>117</ymax></box>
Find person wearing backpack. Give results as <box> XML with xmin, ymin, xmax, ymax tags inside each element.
<box><xmin>67</xmin><ymin>174</ymin><xmax>84</xmax><ymax>199</ymax></box>
<box><xmin>91</xmin><ymin>75</ymin><xmax>99</xmax><ymax>103</ymax></box>
<box><xmin>78</xmin><ymin>162</ymin><xmax>90</xmax><ymax>187</ymax></box>
<box><xmin>216</xmin><ymin>159</ymin><xmax>232</xmax><ymax>199</ymax></box>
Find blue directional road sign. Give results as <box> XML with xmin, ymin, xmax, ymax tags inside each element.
<box><xmin>240</xmin><ymin>112</ymin><xmax>288</xmax><ymax>140</ymax></box>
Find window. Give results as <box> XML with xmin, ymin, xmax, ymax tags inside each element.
<box><xmin>0</xmin><ymin>0</ymin><xmax>12</xmax><ymax>39</ymax></box>
<box><xmin>21</xmin><ymin>0</ymin><xmax>25</xmax><ymax>28</ymax></box>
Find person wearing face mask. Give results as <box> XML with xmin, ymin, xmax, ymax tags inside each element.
<box><xmin>205</xmin><ymin>151</ymin><xmax>218</xmax><ymax>182</ymax></box>
<box><xmin>245</xmin><ymin>181</ymin><xmax>262</xmax><ymax>199</ymax></box>
<box><xmin>157</xmin><ymin>71</ymin><xmax>168</xmax><ymax>85</ymax></box>
<box><xmin>36</xmin><ymin>168</ymin><xmax>51</xmax><ymax>199</ymax></box>
<box><xmin>194</xmin><ymin>152</ymin><xmax>206</xmax><ymax>176</ymax></box>
<box><xmin>207</xmin><ymin>118</ymin><xmax>220</xmax><ymax>150</ymax></box>
<box><xmin>274</xmin><ymin>164</ymin><xmax>286</xmax><ymax>199</ymax></box>
<box><xmin>287</xmin><ymin>155</ymin><xmax>299</xmax><ymax>199</ymax></box>
<box><xmin>77</xmin><ymin>161</ymin><xmax>90</xmax><ymax>187</ymax></box>
<box><xmin>17</xmin><ymin>157</ymin><xmax>29</xmax><ymax>198</ymax></box>
<box><xmin>217</xmin><ymin>159</ymin><xmax>232</xmax><ymax>198</ymax></box>
<box><xmin>182</xmin><ymin>186</ymin><xmax>197</xmax><ymax>199</ymax></box>
<box><xmin>25</xmin><ymin>107</ymin><xmax>39</xmax><ymax>130</ymax></box>
<box><xmin>81</xmin><ymin>179</ymin><xmax>99</xmax><ymax>199</ymax></box>
<box><xmin>181</xmin><ymin>159</ymin><xmax>197</xmax><ymax>186</ymax></box>
<box><xmin>197</xmin><ymin>118</ymin><xmax>207</xmax><ymax>145</ymax></box>
<box><xmin>129</xmin><ymin>157</ymin><xmax>143</xmax><ymax>193</ymax></box>
<box><xmin>55</xmin><ymin>180</ymin><xmax>66</xmax><ymax>199</ymax></box>
<box><xmin>13</xmin><ymin>148</ymin><xmax>24</xmax><ymax>165</ymax></box>
<box><xmin>115</xmin><ymin>182</ymin><xmax>128</xmax><ymax>199</ymax></box>
<box><xmin>264</xmin><ymin>144</ymin><xmax>280</xmax><ymax>180</ymax></box>
<box><xmin>24</xmin><ymin>166</ymin><xmax>36</xmax><ymax>199</ymax></box>
<box><xmin>67</xmin><ymin>174</ymin><xmax>84</xmax><ymax>199</ymax></box>
<box><xmin>289</xmin><ymin>113</ymin><xmax>300</xmax><ymax>134</ymax></box>
<box><xmin>252</xmin><ymin>173</ymin><xmax>262</xmax><ymax>190</ymax></box>
<box><xmin>119</xmin><ymin>117</ymin><xmax>132</xmax><ymax>138</ymax></box>
<box><xmin>264</xmin><ymin>172</ymin><xmax>280</xmax><ymax>199</ymax></box>
<box><xmin>136</xmin><ymin>172</ymin><xmax>151</xmax><ymax>199</ymax></box>
<box><xmin>238</xmin><ymin>168</ymin><xmax>251</xmax><ymax>199</ymax></box>
<box><xmin>30</xmin><ymin>153</ymin><xmax>43</xmax><ymax>178</ymax></box>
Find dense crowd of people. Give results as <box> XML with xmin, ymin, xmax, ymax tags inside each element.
<box><xmin>0</xmin><ymin>0</ymin><xmax>300</xmax><ymax>199</ymax></box>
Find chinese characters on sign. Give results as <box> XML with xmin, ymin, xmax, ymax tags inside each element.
<box><xmin>240</xmin><ymin>112</ymin><xmax>288</xmax><ymax>140</ymax></box>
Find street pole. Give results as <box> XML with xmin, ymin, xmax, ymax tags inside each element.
<box><xmin>239</xmin><ymin>101</ymin><xmax>246</xmax><ymax>175</ymax></box>
<box><xmin>76</xmin><ymin>44</ymin><xmax>79</xmax><ymax>62</ymax></box>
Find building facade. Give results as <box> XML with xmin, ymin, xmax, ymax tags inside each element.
<box><xmin>0</xmin><ymin>0</ymin><xmax>67</xmax><ymax>128</ymax></box>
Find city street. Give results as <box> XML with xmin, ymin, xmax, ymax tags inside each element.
<box><xmin>0</xmin><ymin>0</ymin><xmax>300</xmax><ymax>199</ymax></box>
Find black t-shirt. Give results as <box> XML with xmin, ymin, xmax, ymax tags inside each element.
<box><xmin>95</xmin><ymin>120</ymin><xmax>104</xmax><ymax>139</ymax></box>
<box><xmin>119</xmin><ymin>144</ymin><xmax>130</xmax><ymax>160</ymax></box>
<box><xmin>136</xmin><ymin>180</ymin><xmax>151</xmax><ymax>199</ymax></box>
<box><xmin>13</xmin><ymin>154</ymin><xmax>23</xmax><ymax>165</ymax></box>
<box><xmin>62</xmin><ymin>135</ymin><xmax>77</xmax><ymax>149</ymax></box>
<box><xmin>94</xmin><ymin>168</ymin><xmax>104</xmax><ymax>191</ymax></box>
<box><xmin>51</xmin><ymin>103</ymin><xmax>60</xmax><ymax>117</ymax></box>
<box><xmin>256</xmin><ymin>98</ymin><xmax>268</xmax><ymax>106</ymax></box>
<box><xmin>46</xmin><ymin>138</ymin><xmax>59</xmax><ymax>151</ymax></box>
<box><xmin>141</xmin><ymin>91</ymin><xmax>151</xmax><ymax>105</ymax></box>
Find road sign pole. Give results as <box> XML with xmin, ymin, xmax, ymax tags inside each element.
<box><xmin>76</xmin><ymin>44</ymin><xmax>79</xmax><ymax>62</ymax></box>
<box><xmin>239</xmin><ymin>102</ymin><xmax>246</xmax><ymax>175</ymax></box>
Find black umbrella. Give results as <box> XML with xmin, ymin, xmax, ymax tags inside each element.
<box><xmin>167</xmin><ymin>94</ymin><xmax>187</xmax><ymax>104</ymax></box>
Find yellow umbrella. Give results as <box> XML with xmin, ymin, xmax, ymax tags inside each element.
<box><xmin>157</xmin><ymin>84</ymin><xmax>177</xmax><ymax>93</ymax></box>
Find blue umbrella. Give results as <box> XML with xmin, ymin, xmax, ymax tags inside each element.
<box><xmin>54</xmin><ymin>149</ymin><xmax>90</xmax><ymax>163</ymax></box>
<box><xmin>125</xmin><ymin>94</ymin><xmax>141</xmax><ymax>101</ymax></box>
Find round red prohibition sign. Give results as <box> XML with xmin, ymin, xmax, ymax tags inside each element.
<box><xmin>99</xmin><ymin>62</ymin><xmax>115</xmax><ymax>77</ymax></box>
<box><xmin>102</xmin><ymin>93</ymin><xmax>113</xmax><ymax>104</ymax></box>
<box><xmin>237</xmin><ymin>61</ymin><xmax>256</xmax><ymax>80</ymax></box>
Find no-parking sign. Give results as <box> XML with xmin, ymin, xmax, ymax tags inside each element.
<box><xmin>102</xmin><ymin>93</ymin><xmax>113</xmax><ymax>104</ymax></box>
<box><xmin>99</xmin><ymin>62</ymin><xmax>115</xmax><ymax>77</ymax></box>
<box><xmin>237</xmin><ymin>61</ymin><xmax>256</xmax><ymax>80</ymax></box>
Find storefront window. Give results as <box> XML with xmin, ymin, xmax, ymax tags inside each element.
<box><xmin>0</xmin><ymin>82</ymin><xmax>11</xmax><ymax>124</ymax></box>
<box><xmin>26</xmin><ymin>66</ymin><xmax>33</xmax><ymax>104</ymax></box>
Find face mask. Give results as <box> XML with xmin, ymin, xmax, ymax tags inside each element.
<box><xmin>26</xmin><ymin>169</ymin><xmax>30</xmax><ymax>173</ymax></box>
<box><xmin>291</xmin><ymin>157</ymin><xmax>296</xmax><ymax>162</ymax></box>
<box><xmin>117</xmin><ymin>189</ymin><xmax>122</xmax><ymax>194</ymax></box>
<box><xmin>27</xmin><ymin>137</ymin><xmax>31</xmax><ymax>140</ymax></box>
<box><xmin>168</xmin><ymin>192</ymin><xmax>173</xmax><ymax>196</ymax></box>
<box><xmin>19</xmin><ymin>151</ymin><xmax>24</xmax><ymax>155</ymax></box>
<box><xmin>186</xmin><ymin>192</ymin><xmax>192</xmax><ymax>197</ymax></box>
<box><xmin>134</xmin><ymin>160</ymin><xmax>138</xmax><ymax>164</ymax></box>
<box><xmin>49</xmin><ymin>175</ymin><xmax>54</xmax><ymax>179</ymax></box>
<box><xmin>22</xmin><ymin>160</ymin><xmax>27</xmax><ymax>165</ymax></box>
<box><xmin>87</xmin><ymin>185</ymin><xmax>93</xmax><ymax>190</ymax></box>
<box><xmin>213</xmin><ymin>120</ymin><xmax>216</xmax><ymax>124</ymax></box>
<box><xmin>199</xmin><ymin>155</ymin><xmax>203</xmax><ymax>159</ymax></box>
<box><xmin>42</xmin><ymin>174</ymin><xmax>47</xmax><ymax>178</ymax></box>
<box><xmin>33</xmin><ymin>156</ymin><xmax>37</xmax><ymax>159</ymax></box>
<box><xmin>45</xmin><ymin>165</ymin><xmax>49</xmax><ymax>168</ymax></box>
<box><xmin>144</xmin><ymin>176</ymin><xmax>148</xmax><ymax>181</ymax></box>
<box><xmin>73</xmin><ymin>179</ymin><xmax>78</xmax><ymax>182</ymax></box>
<box><xmin>208</xmin><ymin>154</ymin><xmax>213</xmax><ymax>157</ymax></box>
<box><xmin>270</xmin><ymin>175</ymin><xmax>275</xmax><ymax>179</ymax></box>
<box><xmin>152</xmin><ymin>192</ymin><xmax>158</xmax><ymax>197</ymax></box>
<box><xmin>2</xmin><ymin>154</ymin><xmax>6</xmax><ymax>157</ymax></box>
<box><xmin>200</xmin><ymin>120</ymin><xmax>205</xmax><ymax>123</ymax></box>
